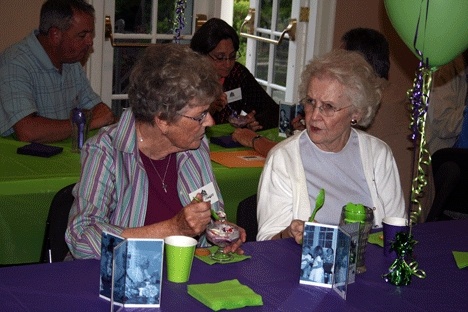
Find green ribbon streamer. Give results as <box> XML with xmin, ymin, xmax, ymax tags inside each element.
<box><xmin>382</xmin><ymin>232</ymin><xmax>426</xmax><ymax>286</ymax></box>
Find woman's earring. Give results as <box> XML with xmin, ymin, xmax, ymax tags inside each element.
<box><xmin>351</xmin><ymin>119</ymin><xmax>357</xmax><ymax>126</ymax></box>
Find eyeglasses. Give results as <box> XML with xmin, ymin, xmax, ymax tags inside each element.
<box><xmin>208</xmin><ymin>52</ymin><xmax>241</xmax><ymax>63</ymax></box>
<box><xmin>300</xmin><ymin>97</ymin><xmax>352</xmax><ymax>117</ymax></box>
<box><xmin>176</xmin><ymin>111</ymin><xmax>209</xmax><ymax>124</ymax></box>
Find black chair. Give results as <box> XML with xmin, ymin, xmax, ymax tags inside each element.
<box><xmin>41</xmin><ymin>183</ymin><xmax>76</xmax><ymax>263</ymax></box>
<box><xmin>426</xmin><ymin>148</ymin><xmax>468</xmax><ymax>221</ymax></box>
<box><xmin>236</xmin><ymin>194</ymin><xmax>258</xmax><ymax>242</ymax></box>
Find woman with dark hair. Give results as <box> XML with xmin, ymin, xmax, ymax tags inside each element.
<box><xmin>190</xmin><ymin>18</ymin><xmax>279</xmax><ymax>130</ymax></box>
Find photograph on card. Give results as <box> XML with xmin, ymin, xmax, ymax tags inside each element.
<box><xmin>278</xmin><ymin>102</ymin><xmax>295</xmax><ymax>137</ymax></box>
<box><xmin>300</xmin><ymin>223</ymin><xmax>337</xmax><ymax>288</ymax></box>
<box><xmin>278</xmin><ymin>101</ymin><xmax>305</xmax><ymax>138</ymax></box>
<box><xmin>299</xmin><ymin>222</ymin><xmax>353</xmax><ymax>299</ymax></box>
<box><xmin>332</xmin><ymin>228</ymin><xmax>352</xmax><ymax>299</ymax></box>
<box><xmin>111</xmin><ymin>239</ymin><xmax>164</xmax><ymax>308</ymax></box>
<box><xmin>100</xmin><ymin>231</ymin><xmax>125</xmax><ymax>301</ymax></box>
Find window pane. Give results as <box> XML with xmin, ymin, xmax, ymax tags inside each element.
<box><xmin>112</xmin><ymin>0</ymin><xmax>194</xmax><ymax>117</ymax></box>
<box><xmin>255</xmin><ymin>40</ymin><xmax>270</xmax><ymax>81</ymax></box>
<box><xmin>273</xmin><ymin>40</ymin><xmax>289</xmax><ymax>86</ymax></box>
<box><xmin>114</xmin><ymin>0</ymin><xmax>194</xmax><ymax>35</ymax></box>
<box><xmin>115</xmin><ymin>0</ymin><xmax>153</xmax><ymax>34</ymax></box>
<box><xmin>112</xmin><ymin>46</ymin><xmax>146</xmax><ymax>97</ymax></box>
<box><xmin>276</xmin><ymin>0</ymin><xmax>292</xmax><ymax>31</ymax></box>
<box><xmin>112</xmin><ymin>99</ymin><xmax>129</xmax><ymax>117</ymax></box>
<box><xmin>259</xmin><ymin>0</ymin><xmax>272</xmax><ymax>29</ymax></box>
<box><xmin>271</xmin><ymin>89</ymin><xmax>285</xmax><ymax>103</ymax></box>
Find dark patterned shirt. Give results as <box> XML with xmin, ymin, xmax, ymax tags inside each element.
<box><xmin>213</xmin><ymin>62</ymin><xmax>279</xmax><ymax>130</ymax></box>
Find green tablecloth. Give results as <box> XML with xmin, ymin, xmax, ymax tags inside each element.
<box><xmin>0</xmin><ymin>125</ymin><xmax>281</xmax><ymax>265</ymax></box>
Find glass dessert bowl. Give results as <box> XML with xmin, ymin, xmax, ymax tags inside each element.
<box><xmin>228</xmin><ymin>114</ymin><xmax>249</xmax><ymax>128</ymax></box>
<box><xmin>205</xmin><ymin>221</ymin><xmax>240</xmax><ymax>262</ymax></box>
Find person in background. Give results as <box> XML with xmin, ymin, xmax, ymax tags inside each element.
<box><xmin>190</xmin><ymin>17</ymin><xmax>279</xmax><ymax>131</ymax></box>
<box><xmin>424</xmin><ymin>49</ymin><xmax>468</xmax><ymax>221</ymax></box>
<box><xmin>309</xmin><ymin>246</ymin><xmax>324</xmax><ymax>283</ymax></box>
<box><xmin>256</xmin><ymin>49</ymin><xmax>406</xmax><ymax>242</ymax></box>
<box><xmin>66</xmin><ymin>44</ymin><xmax>245</xmax><ymax>259</ymax></box>
<box><xmin>426</xmin><ymin>49</ymin><xmax>468</xmax><ymax>154</ymax></box>
<box><xmin>301</xmin><ymin>245</ymin><xmax>313</xmax><ymax>279</ymax></box>
<box><xmin>323</xmin><ymin>247</ymin><xmax>334</xmax><ymax>284</ymax></box>
<box><xmin>0</xmin><ymin>0</ymin><xmax>115</xmax><ymax>143</ymax></box>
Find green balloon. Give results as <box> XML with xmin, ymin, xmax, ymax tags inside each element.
<box><xmin>384</xmin><ymin>0</ymin><xmax>468</xmax><ymax>68</ymax></box>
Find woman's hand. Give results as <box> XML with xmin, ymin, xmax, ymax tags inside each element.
<box><xmin>174</xmin><ymin>194</ymin><xmax>212</xmax><ymax>237</ymax></box>
<box><xmin>232</xmin><ymin>128</ymin><xmax>257</xmax><ymax>148</ymax></box>
<box><xmin>222</xmin><ymin>222</ymin><xmax>246</xmax><ymax>255</ymax></box>
<box><xmin>291</xmin><ymin>115</ymin><xmax>306</xmax><ymax>131</ymax></box>
<box><xmin>244</xmin><ymin>110</ymin><xmax>263</xmax><ymax>131</ymax></box>
<box><xmin>280</xmin><ymin>220</ymin><xmax>305</xmax><ymax>244</ymax></box>
<box><xmin>210</xmin><ymin>93</ymin><xmax>228</xmax><ymax>113</ymax></box>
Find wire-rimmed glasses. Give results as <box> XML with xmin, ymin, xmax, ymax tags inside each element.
<box><xmin>300</xmin><ymin>97</ymin><xmax>352</xmax><ymax>117</ymax></box>
<box><xmin>208</xmin><ymin>52</ymin><xmax>241</xmax><ymax>63</ymax></box>
<box><xmin>176</xmin><ymin>111</ymin><xmax>208</xmax><ymax>124</ymax></box>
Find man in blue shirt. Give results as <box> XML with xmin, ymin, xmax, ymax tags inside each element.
<box><xmin>0</xmin><ymin>0</ymin><xmax>114</xmax><ymax>143</ymax></box>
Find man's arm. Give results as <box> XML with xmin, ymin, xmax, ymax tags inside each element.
<box><xmin>89</xmin><ymin>102</ymin><xmax>116</xmax><ymax>130</ymax></box>
<box><xmin>13</xmin><ymin>102</ymin><xmax>115</xmax><ymax>143</ymax></box>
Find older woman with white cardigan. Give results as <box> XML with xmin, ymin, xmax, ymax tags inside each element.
<box><xmin>256</xmin><ymin>49</ymin><xmax>406</xmax><ymax>243</ymax></box>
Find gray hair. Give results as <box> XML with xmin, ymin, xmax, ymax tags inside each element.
<box><xmin>299</xmin><ymin>49</ymin><xmax>383</xmax><ymax>128</ymax></box>
<box><xmin>39</xmin><ymin>0</ymin><xmax>95</xmax><ymax>35</ymax></box>
<box><xmin>128</xmin><ymin>44</ymin><xmax>222</xmax><ymax>124</ymax></box>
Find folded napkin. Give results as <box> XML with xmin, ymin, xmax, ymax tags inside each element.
<box><xmin>188</xmin><ymin>279</ymin><xmax>263</xmax><ymax>311</ymax></box>
<box><xmin>452</xmin><ymin>251</ymin><xmax>468</xmax><ymax>269</ymax></box>
<box><xmin>368</xmin><ymin>231</ymin><xmax>384</xmax><ymax>247</ymax></box>
<box><xmin>195</xmin><ymin>246</ymin><xmax>251</xmax><ymax>265</ymax></box>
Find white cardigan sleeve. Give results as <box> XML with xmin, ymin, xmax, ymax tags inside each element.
<box><xmin>257</xmin><ymin>133</ymin><xmax>311</xmax><ymax>240</ymax></box>
<box><xmin>358</xmin><ymin>130</ymin><xmax>406</xmax><ymax>227</ymax></box>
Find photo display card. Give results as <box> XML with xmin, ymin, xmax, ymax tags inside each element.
<box><xmin>299</xmin><ymin>222</ymin><xmax>359</xmax><ymax>300</ymax></box>
<box><xmin>278</xmin><ymin>101</ymin><xmax>304</xmax><ymax>138</ymax></box>
<box><xmin>99</xmin><ymin>232</ymin><xmax>164</xmax><ymax>309</ymax></box>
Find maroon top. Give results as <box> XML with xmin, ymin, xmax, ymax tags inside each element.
<box><xmin>140</xmin><ymin>151</ymin><xmax>183</xmax><ymax>225</ymax></box>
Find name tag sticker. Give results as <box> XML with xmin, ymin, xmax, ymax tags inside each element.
<box><xmin>225</xmin><ymin>87</ymin><xmax>242</xmax><ymax>103</ymax></box>
<box><xmin>189</xmin><ymin>182</ymin><xmax>219</xmax><ymax>204</ymax></box>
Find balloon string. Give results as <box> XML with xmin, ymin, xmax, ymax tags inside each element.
<box><xmin>413</xmin><ymin>0</ymin><xmax>430</xmax><ymax>66</ymax></box>
<box><xmin>406</xmin><ymin>0</ymin><xmax>433</xmax><ymax>225</ymax></box>
<box><xmin>407</xmin><ymin>64</ymin><xmax>433</xmax><ymax>225</ymax></box>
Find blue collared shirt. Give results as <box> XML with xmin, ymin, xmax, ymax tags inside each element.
<box><xmin>0</xmin><ymin>30</ymin><xmax>101</xmax><ymax>136</ymax></box>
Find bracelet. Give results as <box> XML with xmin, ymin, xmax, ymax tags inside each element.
<box><xmin>251</xmin><ymin>135</ymin><xmax>262</xmax><ymax>149</ymax></box>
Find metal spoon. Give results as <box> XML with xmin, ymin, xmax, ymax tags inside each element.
<box><xmin>309</xmin><ymin>188</ymin><xmax>325</xmax><ymax>222</ymax></box>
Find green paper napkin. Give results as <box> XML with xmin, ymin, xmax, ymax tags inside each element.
<box><xmin>195</xmin><ymin>246</ymin><xmax>251</xmax><ymax>265</ymax></box>
<box><xmin>452</xmin><ymin>251</ymin><xmax>468</xmax><ymax>269</ymax></box>
<box><xmin>188</xmin><ymin>279</ymin><xmax>263</xmax><ymax>311</ymax></box>
<box><xmin>368</xmin><ymin>231</ymin><xmax>384</xmax><ymax>247</ymax></box>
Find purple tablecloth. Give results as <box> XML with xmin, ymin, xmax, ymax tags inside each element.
<box><xmin>1</xmin><ymin>219</ymin><xmax>467</xmax><ymax>311</ymax></box>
